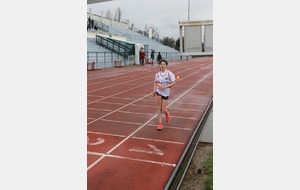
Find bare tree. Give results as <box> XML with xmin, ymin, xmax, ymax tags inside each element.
<box><xmin>152</xmin><ymin>27</ymin><xmax>160</xmax><ymax>39</ymax></box>
<box><xmin>144</xmin><ymin>24</ymin><xmax>148</xmax><ymax>37</ymax></box>
<box><xmin>105</xmin><ymin>9</ymin><xmax>112</xmax><ymax>19</ymax></box>
<box><xmin>147</xmin><ymin>26</ymin><xmax>157</xmax><ymax>39</ymax></box>
<box><xmin>114</xmin><ymin>7</ymin><xmax>122</xmax><ymax>22</ymax></box>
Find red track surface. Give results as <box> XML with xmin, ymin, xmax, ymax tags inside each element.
<box><xmin>87</xmin><ymin>57</ymin><xmax>213</xmax><ymax>190</ymax></box>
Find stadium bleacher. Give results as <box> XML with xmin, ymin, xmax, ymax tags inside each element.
<box><xmin>87</xmin><ymin>18</ymin><xmax>181</xmax><ymax>69</ymax></box>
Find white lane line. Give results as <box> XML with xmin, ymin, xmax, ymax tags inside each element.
<box><xmin>87</xmin><ymin>114</ymin><xmax>159</xmax><ymax>171</ymax></box>
<box><xmin>87</xmin><ymin>63</ymin><xmax>191</xmax><ymax>91</ymax></box>
<box><xmin>87</xmin><ymin>71</ymin><xmax>212</xmax><ymax>171</ymax></box>
<box><xmin>87</xmin><ymin>64</ymin><xmax>203</xmax><ymax>105</ymax></box>
<box><xmin>168</xmin><ymin>107</ymin><xmax>204</xmax><ymax>112</ymax></box>
<box><xmin>87</xmin><ymin>66</ymin><xmax>203</xmax><ymax>125</ymax></box>
<box><xmin>87</xmin><ymin>131</ymin><xmax>126</xmax><ymax>138</ymax></box>
<box><xmin>136</xmin><ymin>99</ymin><xmax>156</xmax><ymax>102</ymax></box>
<box><xmin>92</xmin><ymin>102</ymin><xmax>126</xmax><ymax>105</ymax></box>
<box><xmin>87</xmin><ymin>82</ymin><xmax>153</xmax><ymax>105</ymax></box>
<box><xmin>166</xmin><ymin>71</ymin><xmax>213</xmax><ymax>109</ymax></box>
<box><xmin>87</xmin><ymin>95</ymin><xmax>106</xmax><ymax>98</ymax></box>
<box><xmin>164</xmin><ymin>115</ymin><xmax>199</xmax><ymax>120</ymax></box>
<box><xmin>87</xmin><ymin>151</ymin><xmax>176</xmax><ymax>167</ymax></box>
<box><xmin>87</xmin><ymin>93</ymin><xmax>150</xmax><ymax>125</ymax></box>
<box><xmin>100</xmin><ymin>119</ymin><xmax>142</xmax><ymax>125</ymax></box>
<box><xmin>117</xmin><ymin>110</ymin><xmax>154</xmax><ymax>116</ymax></box>
<box><xmin>131</xmin><ymin>137</ymin><xmax>184</xmax><ymax>145</ymax></box>
<box><xmin>147</xmin><ymin>124</ymin><xmax>194</xmax><ymax>130</ymax></box>
<box><xmin>176</xmin><ymin>102</ymin><xmax>207</xmax><ymax>106</ymax></box>
<box><xmin>88</xmin><ymin>68</ymin><xmax>157</xmax><ymax>86</ymax></box>
<box><xmin>87</xmin><ymin>62</ymin><xmax>193</xmax><ymax>85</ymax></box>
<box><xmin>130</xmin><ymin>104</ymin><xmax>156</xmax><ymax>108</ymax></box>
<box><xmin>87</xmin><ymin>65</ymin><xmax>205</xmax><ymax>125</ymax></box>
<box><xmin>89</xmin><ymin>96</ymin><xmax>136</xmax><ymax>101</ymax></box>
<box><xmin>108</xmin><ymin>97</ymin><xmax>136</xmax><ymax>100</ymax></box>
<box><xmin>88</xmin><ymin>108</ymin><xmax>113</xmax><ymax>112</ymax></box>
<box><xmin>88</xmin><ymin>75</ymin><xmax>151</xmax><ymax>93</ymax></box>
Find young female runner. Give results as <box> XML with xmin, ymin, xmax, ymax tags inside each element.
<box><xmin>153</xmin><ymin>59</ymin><xmax>179</xmax><ymax>130</ymax></box>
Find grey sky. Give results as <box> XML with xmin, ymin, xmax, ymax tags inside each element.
<box><xmin>87</xmin><ymin>0</ymin><xmax>213</xmax><ymax>39</ymax></box>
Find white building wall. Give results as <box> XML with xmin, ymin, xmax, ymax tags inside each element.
<box><xmin>184</xmin><ymin>26</ymin><xmax>202</xmax><ymax>53</ymax></box>
<box><xmin>204</xmin><ymin>25</ymin><xmax>213</xmax><ymax>52</ymax></box>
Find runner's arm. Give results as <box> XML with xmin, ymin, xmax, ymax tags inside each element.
<box><xmin>159</xmin><ymin>81</ymin><xmax>176</xmax><ymax>89</ymax></box>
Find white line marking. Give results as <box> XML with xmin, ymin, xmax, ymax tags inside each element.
<box><xmin>87</xmin><ymin>131</ymin><xmax>126</xmax><ymax>138</ymax></box>
<box><xmin>87</xmin><ymin>95</ymin><xmax>106</xmax><ymax>98</ymax></box>
<box><xmin>129</xmin><ymin>144</ymin><xmax>164</xmax><ymax>156</ymax></box>
<box><xmin>108</xmin><ymin>97</ymin><xmax>137</xmax><ymax>100</ymax></box>
<box><xmin>176</xmin><ymin>102</ymin><xmax>207</xmax><ymax>106</ymax></box>
<box><xmin>87</xmin><ymin>114</ymin><xmax>159</xmax><ymax>171</ymax></box>
<box><xmin>87</xmin><ymin>64</ymin><xmax>202</xmax><ymax>105</ymax></box>
<box><xmin>87</xmin><ymin>151</ymin><xmax>176</xmax><ymax>167</ymax></box>
<box><xmin>167</xmin><ymin>107</ymin><xmax>204</xmax><ymax>112</ymax></box>
<box><xmin>88</xmin><ymin>75</ymin><xmax>151</xmax><ymax>93</ymax></box>
<box><xmin>163</xmin><ymin>115</ymin><xmax>199</xmax><ymax>120</ymax></box>
<box><xmin>92</xmin><ymin>101</ymin><xmax>126</xmax><ymax>105</ymax></box>
<box><xmin>88</xmin><ymin>69</ymin><xmax>156</xmax><ymax>86</ymax></box>
<box><xmin>147</xmin><ymin>124</ymin><xmax>193</xmax><ymax>131</ymax></box>
<box><xmin>131</xmin><ymin>137</ymin><xmax>184</xmax><ymax>144</ymax></box>
<box><xmin>87</xmin><ymin>93</ymin><xmax>150</xmax><ymax>125</ymax></box>
<box><xmin>117</xmin><ymin>110</ymin><xmax>154</xmax><ymax>116</ymax></box>
<box><xmin>130</xmin><ymin>104</ymin><xmax>157</xmax><ymax>108</ymax></box>
<box><xmin>87</xmin><ymin>70</ymin><xmax>212</xmax><ymax>171</ymax></box>
<box><xmin>87</xmin><ymin>137</ymin><xmax>104</xmax><ymax>145</ymax></box>
<box><xmin>100</xmin><ymin>119</ymin><xmax>142</xmax><ymax>125</ymax></box>
<box><xmin>87</xmin><ymin>62</ymin><xmax>193</xmax><ymax>85</ymax></box>
<box><xmin>87</xmin><ymin>108</ymin><xmax>112</xmax><ymax>112</ymax></box>
<box><xmin>87</xmin><ymin>83</ymin><xmax>152</xmax><ymax>105</ymax></box>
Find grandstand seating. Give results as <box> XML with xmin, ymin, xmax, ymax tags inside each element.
<box><xmin>87</xmin><ymin>19</ymin><xmax>181</xmax><ymax>69</ymax></box>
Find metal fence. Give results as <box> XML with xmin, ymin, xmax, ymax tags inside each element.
<box><xmin>87</xmin><ymin>51</ymin><xmax>181</xmax><ymax>69</ymax></box>
<box><xmin>87</xmin><ymin>52</ymin><xmax>116</xmax><ymax>69</ymax></box>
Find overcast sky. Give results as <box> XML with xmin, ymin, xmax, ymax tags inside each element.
<box><xmin>87</xmin><ymin>0</ymin><xmax>213</xmax><ymax>39</ymax></box>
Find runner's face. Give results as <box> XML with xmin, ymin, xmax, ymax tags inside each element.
<box><xmin>160</xmin><ymin>62</ymin><xmax>167</xmax><ymax>70</ymax></box>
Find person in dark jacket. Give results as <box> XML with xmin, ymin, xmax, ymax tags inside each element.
<box><xmin>151</xmin><ymin>51</ymin><xmax>155</xmax><ymax>65</ymax></box>
<box><xmin>157</xmin><ymin>52</ymin><xmax>162</xmax><ymax>63</ymax></box>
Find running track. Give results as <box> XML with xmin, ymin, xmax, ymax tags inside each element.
<box><xmin>87</xmin><ymin>57</ymin><xmax>213</xmax><ymax>190</ymax></box>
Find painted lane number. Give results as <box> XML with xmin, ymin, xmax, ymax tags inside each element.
<box><xmin>87</xmin><ymin>136</ymin><xmax>104</xmax><ymax>145</ymax></box>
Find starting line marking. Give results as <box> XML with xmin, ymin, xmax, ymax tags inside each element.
<box><xmin>87</xmin><ymin>151</ymin><xmax>176</xmax><ymax>167</ymax></box>
<box><xmin>129</xmin><ymin>144</ymin><xmax>164</xmax><ymax>156</ymax></box>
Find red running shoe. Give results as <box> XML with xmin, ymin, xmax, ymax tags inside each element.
<box><xmin>157</xmin><ymin>123</ymin><xmax>163</xmax><ymax>130</ymax></box>
<box><xmin>166</xmin><ymin>113</ymin><xmax>170</xmax><ymax>122</ymax></box>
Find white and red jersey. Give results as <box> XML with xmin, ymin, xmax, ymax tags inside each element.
<box><xmin>154</xmin><ymin>70</ymin><xmax>176</xmax><ymax>97</ymax></box>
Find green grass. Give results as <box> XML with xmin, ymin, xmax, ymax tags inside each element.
<box><xmin>203</xmin><ymin>149</ymin><xmax>213</xmax><ymax>190</ymax></box>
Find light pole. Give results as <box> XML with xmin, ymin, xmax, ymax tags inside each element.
<box><xmin>188</xmin><ymin>0</ymin><xmax>190</xmax><ymax>21</ymax></box>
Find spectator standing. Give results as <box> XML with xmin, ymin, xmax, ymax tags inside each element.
<box><xmin>140</xmin><ymin>50</ymin><xmax>146</xmax><ymax>65</ymax></box>
<box><xmin>151</xmin><ymin>51</ymin><xmax>155</xmax><ymax>65</ymax></box>
<box><xmin>157</xmin><ymin>52</ymin><xmax>162</xmax><ymax>63</ymax></box>
<box><xmin>91</xmin><ymin>19</ymin><xmax>94</xmax><ymax>29</ymax></box>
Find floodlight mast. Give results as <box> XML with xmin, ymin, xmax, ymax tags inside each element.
<box><xmin>188</xmin><ymin>0</ymin><xmax>190</xmax><ymax>21</ymax></box>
